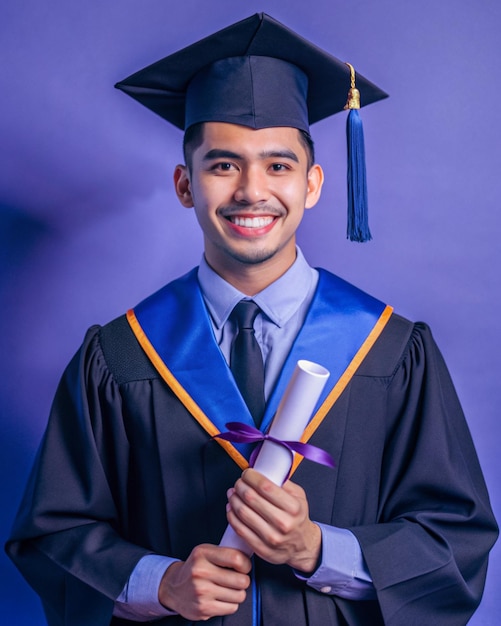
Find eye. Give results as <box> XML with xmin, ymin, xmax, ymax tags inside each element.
<box><xmin>270</xmin><ymin>163</ymin><xmax>289</xmax><ymax>172</ymax></box>
<box><xmin>211</xmin><ymin>162</ymin><xmax>236</xmax><ymax>172</ymax></box>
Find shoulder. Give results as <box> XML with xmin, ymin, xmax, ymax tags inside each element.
<box><xmin>315</xmin><ymin>268</ymin><xmax>429</xmax><ymax>377</ymax></box>
<box><xmin>97</xmin><ymin>315</ymin><xmax>159</xmax><ymax>384</ymax></box>
<box><xmin>357</xmin><ymin>312</ymin><xmax>437</xmax><ymax>379</ymax></box>
<box><xmin>93</xmin><ymin>269</ymin><xmax>201</xmax><ymax>384</ymax></box>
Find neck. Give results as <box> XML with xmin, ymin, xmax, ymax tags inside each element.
<box><xmin>205</xmin><ymin>252</ymin><xmax>297</xmax><ymax>296</ymax></box>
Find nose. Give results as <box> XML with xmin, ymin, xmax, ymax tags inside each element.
<box><xmin>233</xmin><ymin>166</ymin><xmax>270</xmax><ymax>204</ymax></box>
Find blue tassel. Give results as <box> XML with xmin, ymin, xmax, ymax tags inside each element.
<box><xmin>346</xmin><ymin>108</ymin><xmax>371</xmax><ymax>242</ymax></box>
<box><xmin>251</xmin><ymin>556</ymin><xmax>261</xmax><ymax>626</ymax></box>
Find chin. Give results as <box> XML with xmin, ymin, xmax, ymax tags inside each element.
<box><xmin>227</xmin><ymin>246</ymin><xmax>281</xmax><ymax>266</ymax></box>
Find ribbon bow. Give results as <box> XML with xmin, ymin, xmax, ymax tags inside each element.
<box><xmin>215</xmin><ymin>421</ymin><xmax>335</xmax><ymax>470</ymax></box>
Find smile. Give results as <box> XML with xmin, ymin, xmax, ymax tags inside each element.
<box><xmin>228</xmin><ymin>216</ymin><xmax>275</xmax><ymax>228</ymax></box>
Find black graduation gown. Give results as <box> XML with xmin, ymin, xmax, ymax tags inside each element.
<box><xmin>6</xmin><ymin>269</ymin><xmax>498</xmax><ymax>626</ymax></box>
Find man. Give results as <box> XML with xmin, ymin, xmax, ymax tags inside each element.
<box><xmin>6</xmin><ymin>13</ymin><xmax>497</xmax><ymax>626</ymax></box>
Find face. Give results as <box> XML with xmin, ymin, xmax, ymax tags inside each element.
<box><xmin>174</xmin><ymin>122</ymin><xmax>323</xmax><ymax>288</ymax></box>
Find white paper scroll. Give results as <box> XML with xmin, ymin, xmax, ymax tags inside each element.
<box><xmin>219</xmin><ymin>359</ymin><xmax>330</xmax><ymax>555</ymax></box>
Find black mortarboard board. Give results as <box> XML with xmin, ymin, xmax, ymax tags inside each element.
<box><xmin>115</xmin><ymin>13</ymin><xmax>388</xmax><ymax>241</ymax></box>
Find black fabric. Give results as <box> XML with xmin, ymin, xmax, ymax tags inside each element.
<box><xmin>229</xmin><ymin>300</ymin><xmax>265</xmax><ymax>426</ymax></box>
<box><xmin>185</xmin><ymin>56</ymin><xmax>310</xmax><ymax>132</ymax></box>
<box><xmin>115</xmin><ymin>13</ymin><xmax>388</xmax><ymax>131</ymax></box>
<box><xmin>5</xmin><ymin>280</ymin><xmax>498</xmax><ymax>625</ymax></box>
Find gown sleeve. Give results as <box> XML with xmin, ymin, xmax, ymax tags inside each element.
<box><xmin>350</xmin><ymin>322</ymin><xmax>498</xmax><ymax>625</ymax></box>
<box><xmin>5</xmin><ymin>326</ymin><xmax>151</xmax><ymax>626</ymax></box>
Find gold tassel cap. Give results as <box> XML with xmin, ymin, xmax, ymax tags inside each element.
<box><xmin>344</xmin><ymin>62</ymin><xmax>361</xmax><ymax>110</ymax></box>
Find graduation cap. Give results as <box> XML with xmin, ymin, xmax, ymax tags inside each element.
<box><xmin>116</xmin><ymin>13</ymin><xmax>388</xmax><ymax>241</ymax></box>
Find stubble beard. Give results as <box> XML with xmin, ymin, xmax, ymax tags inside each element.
<box><xmin>214</xmin><ymin>233</ymin><xmax>296</xmax><ymax>269</ymax></box>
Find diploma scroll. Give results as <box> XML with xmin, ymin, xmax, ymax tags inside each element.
<box><xmin>219</xmin><ymin>359</ymin><xmax>330</xmax><ymax>555</ymax></box>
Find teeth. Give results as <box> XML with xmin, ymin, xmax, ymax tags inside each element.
<box><xmin>230</xmin><ymin>216</ymin><xmax>274</xmax><ymax>228</ymax></box>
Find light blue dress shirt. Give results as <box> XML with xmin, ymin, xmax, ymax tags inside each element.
<box><xmin>114</xmin><ymin>249</ymin><xmax>375</xmax><ymax>620</ymax></box>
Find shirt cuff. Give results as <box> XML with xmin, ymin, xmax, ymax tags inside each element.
<box><xmin>114</xmin><ymin>554</ymin><xmax>180</xmax><ymax>621</ymax></box>
<box><xmin>295</xmin><ymin>524</ymin><xmax>376</xmax><ymax>600</ymax></box>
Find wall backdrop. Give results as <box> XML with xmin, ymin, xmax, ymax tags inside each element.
<box><xmin>1</xmin><ymin>1</ymin><xmax>499</xmax><ymax>623</ymax></box>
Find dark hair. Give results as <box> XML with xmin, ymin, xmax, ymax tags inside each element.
<box><xmin>183</xmin><ymin>123</ymin><xmax>315</xmax><ymax>172</ymax></box>
<box><xmin>182</xmin><ymin>122</ymin><xmax>205</xmax><ymax>171</ymax></box>
<box><xmin>297</xmin><ymin>129</ymin><xmax>315</xmax><ymax>170</ymax></box>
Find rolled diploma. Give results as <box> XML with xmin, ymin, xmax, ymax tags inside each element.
<box><xmin>219</xmin><ymin>359</ymin><xmax>330</xmax><ymax>555</ymax></box>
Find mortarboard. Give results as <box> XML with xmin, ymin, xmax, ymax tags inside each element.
<box><xmin>115</xmin><ymin>13</ymin><xmax>388</xmax><ymax>241</ymax></box>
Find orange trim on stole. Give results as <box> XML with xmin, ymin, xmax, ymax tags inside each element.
<box><xmin>126</xmin><ymin>309</ymin><xmax>249</xmax><ymax>470</ymax></box>
<box><xmin>127</xmin><ymin>304</ymin><xmax>393</xmax><ymax>478</ymax></box>
<box><xmin>289</xmin><ymin>304</ymin><xmax>394</xmax><ymax>475</ymax></box>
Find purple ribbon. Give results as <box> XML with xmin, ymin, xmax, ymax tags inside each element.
<box><xmin>214</xmin><ymin>421</ymin><xmax>335</xmax><ymax>470</ymax></box>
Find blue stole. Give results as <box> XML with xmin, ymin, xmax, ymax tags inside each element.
<box><xmin>126</xmin><ymin>267</ymin><xmax>393</xmax><ymax>472</ymax></box>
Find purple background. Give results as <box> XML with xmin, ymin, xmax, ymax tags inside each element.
<box><xmin>1</xmin><ymin>1</ymin><xmax>499</xmax><ymax>623</ymax></box>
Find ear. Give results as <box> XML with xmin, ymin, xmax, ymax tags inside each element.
<box><xmin>305</xmin><ymin>163</ymin><xmax>324</xmax><ymax>210</ymax></box>
<box><xmin>173</xmin><ymin>164</ymin><xmax>194</xmax><ymax>208</ymax></box>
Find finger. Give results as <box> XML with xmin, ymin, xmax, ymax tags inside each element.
<box><xmin>212</xmin><ymin>581</ymin><xmax>249</xmax><ymax>603</ymax></box>
<box><xmin>239</xmin><ymin>469</ymin><xmax>302</xmax><ymax>515</ymax></box>
<box><xmin>196</xmin><ymin>598</ymin><xmax>243</xmax><ymax>620</ymax></box>
<box><xmin>205</xmin><ymin>565</ymin><xmax>251</xmax><ymax>592</ymax></box>
<box><xmin>226</xmin><ymin>504</ymin><xmax>294</xmax><ymax>565</ymax></box>
<box><xmin>159</xmin><ymin>556</ymin><xmax>248</xmax><ymax>621</ymax></box>
<box><xmin>226</xmin><ymin>503</ymin><xmax>273</xmax><ymax>552</ymax></box>
<box><xmin>180</xmin><ymin>591</ymin><xmax>245</xmax><ymax>621</ymax></box>
<box><xmin>204</xmin><ymin>545</ymin><xmax>252</xmax><ymax>575</ymax></box>
<box><xmin>281</xmin><ymin>478</ymin><xmax>306</xmax><ymax>499</ymax></box>
<box><xmin>232</xmin><ymin>477</ymin><xmax>302</xmax><ymax>530</ymax></box>
<box><xmin>227</xmin><ymin>489</ymin><xmax>296</xmax><ymax>555</ymax></box>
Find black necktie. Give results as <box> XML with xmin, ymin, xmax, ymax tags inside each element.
<box><xmin>229</xmin><ymin>300</ymin><xmax>265</xmax><ymax>426</ymax></box>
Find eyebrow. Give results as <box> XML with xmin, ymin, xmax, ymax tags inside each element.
<box><xmin>202</xmin><ymin>148</ymin><xmax>300</xmax><ymax>163</ymax></box>
<box><xmin>260</xmin><ymin>149</ymin><xmax>299</xmax><ymax>163</ymax></box>
<box><xmin>203</xmin><ymin>149</ymin><xmax>242</xmax><ymax>161</ymax></box>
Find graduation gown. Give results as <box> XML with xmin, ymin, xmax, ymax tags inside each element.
<box><xmin>6</xmin><ymin>268</ymin><xmax>498</xmax><ymax>626</ymax></box>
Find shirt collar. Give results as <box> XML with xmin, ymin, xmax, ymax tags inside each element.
<box><xmin>197</xmin><ymin>247</ymin><xmax>317</xmax><ymax>330</ymax></box>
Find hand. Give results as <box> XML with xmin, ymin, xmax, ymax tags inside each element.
<box><xmin>226</xmin><ymin>468</ymin><xmax>321</xmax><ymax>574</ymax></box>
<box><xmin>158</xmin><ymin>544</ymin><xmax>251</xmax><ymax>621</ymax></box>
